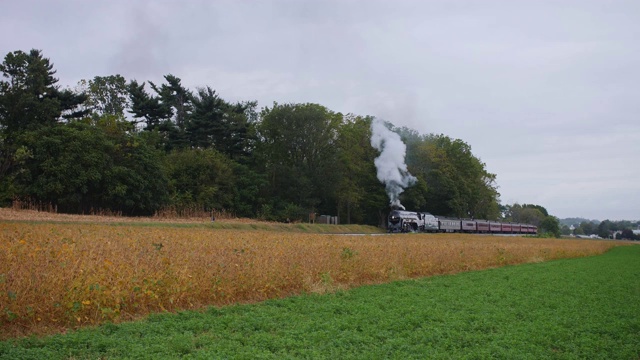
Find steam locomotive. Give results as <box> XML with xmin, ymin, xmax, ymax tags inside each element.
<box><xmin>387</xmin><ymin>210</ymin><xmax>538</xmax><ymax>235</ymax></box>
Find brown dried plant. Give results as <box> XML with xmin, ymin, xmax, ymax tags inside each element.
<box><xmin>0</xmin><ymin>222</ymin><xmax>621</xmax><ymax>339</ymax></box>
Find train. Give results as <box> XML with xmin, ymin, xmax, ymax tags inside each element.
<box><xmin>387</xmin><ymin>209</ymin><xmax>538</xmax><ymax>235</ymax></box>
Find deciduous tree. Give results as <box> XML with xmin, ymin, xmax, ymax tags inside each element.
<box><xmin>78</xmin><ymin>75</ymin><xmax>129</xmax><ymax>120</ymax></box>
<box><xmin>540</xmin><ymin>216</ymin><xmax>561</xmax><ymax>237</ymax></box>
<box><xmin>335</xmin><ymin>114</ymin><xmax>387</xmax><ymax>224</ymax></box>
<box><xmin>402</xmin><ymin>131</ymin><xmax>500</xmax><ymax>219</ymax></box>
<box><xmin>163</xmin><ymin>148</ymin><xmax>236</xmax><ymax>214</ymax></box>
<box><xmin>256</xmin><ymin>103</ymin><xmax>342</xmax><ymax>218</ymax></box>
<box><xmin>11</xmin><ymin>120</ymin><xmax>168</xmax><ymax>215</ymax></box>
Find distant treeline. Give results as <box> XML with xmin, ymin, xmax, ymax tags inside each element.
<box><xmin>2</xmin><ymin>49</ymin><xmax>515</xmax><ymax>225</ymax></box>
<box><xmin>563</xmin><ymin>220</ymin><xmax>640</xmax><ymax>240</ymax></box>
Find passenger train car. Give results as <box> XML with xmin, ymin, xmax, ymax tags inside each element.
<box><xmin>387</xmin><ymin>209</ymin><xmax>538</xmax><ymax>235</ymax></box>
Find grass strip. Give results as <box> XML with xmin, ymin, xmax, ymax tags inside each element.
<box><xmin>0</xmin><ymin>219</ymin><xmax>383</xmax><ymax>234</ymax></box>
<box><xmin>1</xmin><ymin>246</ymin><xmax>638</xmax><ymax>359</ymax></box>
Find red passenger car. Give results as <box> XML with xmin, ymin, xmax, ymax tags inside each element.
<box><xmin>476</xmin><ymin>221</ymin><xmax>490</xmax><ymax>233</ymax></box>
<box><xmin>461</xmin><ymin>220</ymin><xmax>477</xmax><ymax>232</ymax></box>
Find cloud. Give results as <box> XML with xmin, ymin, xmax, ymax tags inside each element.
<box><xmin>1</xmin><ymin>0</ymin><xmax>639</xmax><ymax>220</ymax></box>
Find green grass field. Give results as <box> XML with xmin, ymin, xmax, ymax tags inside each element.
<box><xmin>1</xmin><ymin>245</ymin><xmax>638</xmax><ymax>359</ymax></box>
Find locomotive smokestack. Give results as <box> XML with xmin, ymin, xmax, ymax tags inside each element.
<box><xmin>370</xmin><ymin>118</ymin><xmax>416</xmax><ymax>209</ymax></box>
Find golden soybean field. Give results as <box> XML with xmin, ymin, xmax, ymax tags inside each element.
<box><xmin>0</xmin><ymin>221</ymin><xmax>619</xmax><ymax>339</ymax></box>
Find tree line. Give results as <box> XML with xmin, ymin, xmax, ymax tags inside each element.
<box><xmin>564</xmin><ymin>220</ymin><xmax>640</xmax><ymax>240</ymax></box>
<box><xmin>500</xmin><ymin>203</ymin><xmax>561</xmax><ymax>237</ymax></box>
<box><xmin>1</xmin><ymin>49</ymin><xmax>552</xmax><ymax>228</ymax></box>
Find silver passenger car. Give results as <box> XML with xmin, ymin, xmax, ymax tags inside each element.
<box><xmin>438</xmin><ymin>217</ymin><xmax>462</xmax><ymax>232</ymax></box>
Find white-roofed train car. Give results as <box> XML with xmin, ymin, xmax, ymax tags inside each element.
<box><xmin>438</xmin><ymin>217</ymin><xmax>462</xmax><ymax>233</ymax></box>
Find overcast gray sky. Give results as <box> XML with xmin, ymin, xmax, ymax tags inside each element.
<box><xmin>2</xmin><ymin>0</ymin><xmax>639</xmax><ymax>220</ymax></box>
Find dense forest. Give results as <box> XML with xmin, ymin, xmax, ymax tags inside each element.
<box><xmin>1</xmin><ymin>49</ymin><xmax>563</xmax><ymax>232</ymax></box>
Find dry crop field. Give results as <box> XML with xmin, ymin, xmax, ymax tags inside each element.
<box><xmin>0</xmin><ymin>219</ymin><xmax>620</xmax><ymax>339</ymax></box>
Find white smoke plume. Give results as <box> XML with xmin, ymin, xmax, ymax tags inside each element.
<box><xmin>370</xmin><ymin>118</ymin><xmax>416</xmax><ymax>209</ymax></box>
